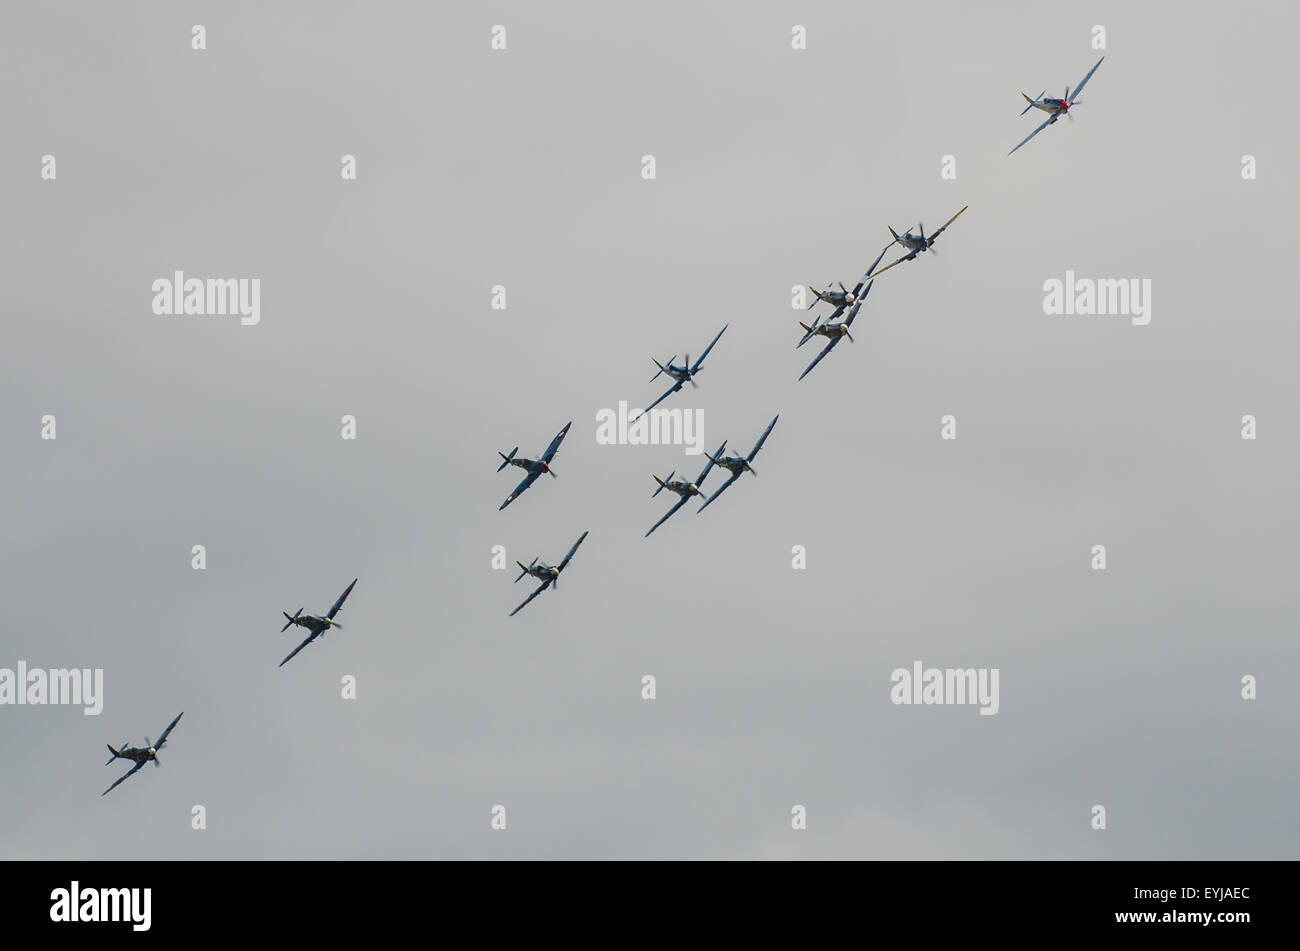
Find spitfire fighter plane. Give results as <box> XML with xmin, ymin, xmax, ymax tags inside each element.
<box><xmin>102</xmin><ymin>711</ymin><xmax>184</xmax><ymax>796</ymax></box>
<box><xmin>697</xmin><ymin>415</ymin><xmax>779</xmax><ymax>514</ymax></box>
<box><xmin>510</xmin><ymin>530</ymin><xmax>589</xmax><ymax>616</ymax></box>
<box><xmin>802</xmin><ymin>245</ymin><xmax>890</xmax><ymax>329</ymax></box>
<box><xmin>797</xmin><ymin>292</ymin><xmax>869</xmax><ymax>382</ymax></box>
<box><xmin>870</xmin><ymin>206</ymin><xmax>969</xmax><ymax>278</ymax></box>
<box><xmin>279</xmin><ymin>578</ymin><xmax>358</xmax><ymax>667</ymax></box>
<box><xmin>1008</xmin><ymin>55</ymin><xmax>1104</xmax><ymax>156</ymax></box>
<box><xmin>644</xmin><ymin>442</ymin><xmax>727</xmax><ymax>537</ymax></box>
<box><xmin>634</xmin><ymin>324</ymin><xmax>728</xmax><ymax>421</ymax></box>
<box><xmin>497</xmin><ymin>421</ymin><xmax>572</xmax><ymax>511</ymax></box>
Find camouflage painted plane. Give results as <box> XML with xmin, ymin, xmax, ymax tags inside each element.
<box><xmin>497</xmin><ymin>421</ymin><xmax>572</xmax><ymax>511</ymax></box>
<box><xmin>102</xmin><ymin>711</ymin><xmax>183</xmax><ymax>796</ymax></box>
<box><xmin>1008</xmin><ymin>56</ymin><xmax>1104</xmax><ymax>156</ymax></box>
<box><xmin>279</xmin><ymin>578</ymin><xmax>358</xmax><ymax>667</ymax></box>
<box><xmin>511</xmin><ymin>530</ymin><xmax>589</xmax><ymax>616</ymax></box>
<box><xmin>870</xmin><ymin>206</ymin><xmax>969</xmax><ymax>278</ymax></box>
<box><xmin>644</xmin><ymin>441</ymin><xmax>727</xmax><ymax>538</ymax></box>
<box><xmin>797</xmin><ymin>292</ymin><xmax>868</xmax><ymax>382</ymax></box>
<box><xmin>635</xmin><ymin>324</ymin><xmax>728</xmax><ymax>421</ymax></box>
<box><xmin>698</xmin><ymin>415</ymin><xmax>779</xmax><ymax>514</ymax></box>
<box><xmin>803</xmin><ymin>246</ymin><xmax>890</xmax><ymax>321</ymax></box>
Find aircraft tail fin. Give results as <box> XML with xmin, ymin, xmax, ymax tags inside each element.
<box><xmin>1020</xmin><ymin>89</ymin><xmax>1045</xmax><ymax>116</ymax></box>
<box><xmin>105</xmin><ymin>745</ymin><xmax>120</xmax><ymax>765</ymax></box>
<box><xmin>496</xmin><ymin>448</ymin><xmax>518</xmax><ymax>473</ymax></box>
<box><xmin>888</xmin><ymin>226</ymin><xmax>901</xmax><ymax>242</ymax></box>
<box><xmin>652</xmin><ymin>472</ymin><xmax>673</xmax><ymax>498</ymax></box>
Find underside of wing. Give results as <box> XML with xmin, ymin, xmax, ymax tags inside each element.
<box><xmin>102</xmin><ymin>759</ymin><xmax>146</xmax><ymax>796</ymax></box>
<box><xmin>1008</xmin><ymin>115</ymin><xmax>1053</xmax><ymax>155</ymax></box>
<box><xmin>645</xmin><ymin>496</ymin><xmax>690</xmax><ymax>537</ymax></box>
<box><xmin>865</xmin><ymin>244</ymin><xmax>890</xmax><ymax>278</ymax></box>
<box><xmin>799</xmin><ymin>337</ymin><xmax>841</xmax><ymax>381</ymax></box>
<box><xmin>690</xmin><ymin>324</ymin><xmax>728</xmax><ymax>373</ymax></box>
<box><xmin>558</xmin><ymin>531</ymin><xmax>589</xmax><ymax>570</ymax></box>
<box><xmin>510</xmin><ymin>578</ymin><xmax>553</xmax><ymax>616</ymax></box>
<box><xmin>541</xmin><ymin>421</ymin><xmax>573</xmax><ymax>463</ymax></box>
<box><xmin>155</xmin><ymin>711</ymin><xmax>184</xmax><ymax>747</ymax></box>
<box><xmin>930</xmin><ymin>205</ymin><xmax>968</xmax><ymax>241</ymax></box>
<box><xmin>1071</xmin><ymin>55</ymin><xmax>1104</xmax><ymax>101</ymax></box>
<box><xmin>279</xmin><ymin>631</ymin><xmax>319</xmax><ymax>667</ymax></box>
<box><xmin>638</xmin><ymin>382</ymin><xmax>680</xmax><ymax>418</ymax></box>
<box><xmin>747</xmin><ymin>415</ymin><xmax>779</xmax><ymax>461</ymax></box>
<box><xmin>698</xmin><ymin>471</ymin><xmax>742</xmax><ymax>513</ymax></box>
<box><xmin>868</xmin><ymin>252</ymin><xmax>908</xmax><ymax>278</ymax></box>
<box><xmin>500</xmin><ymin>469</ymin><xmax>541</xmax><ymax>510</ymax></box>
<box><xmin>694</xmin><ymin>441</ymin><xmax>726</xmax><ymax>486</ymax></box>
<box><xmin>327</xmin><ymin>579</ymin><xmax>357</xmax><ymax>619</ymax></box>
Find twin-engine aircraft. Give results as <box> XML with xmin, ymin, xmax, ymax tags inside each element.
<box><xmin>279</xmin><ymin>578</ymin><xmax>358</xmax><ymax>667</ymax></box>
<box><xmin>497</xmin><ymin>421</ymin><xmax>572</xmax><ymax>511</ymax></box>
<box><xmin>102</xmin><ymin>711</ymin><xmax>184</xmax><ymax>796</ymax></box>
<box><xmin>1008</xmin><ymin>55</ymin><xmax>1104</xmax><ymax>156</ymax></box>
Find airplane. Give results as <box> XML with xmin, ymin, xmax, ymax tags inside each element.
<box><xmin>510</xmin><ymin>530</ymin><xmax>589</xmax><ymax>616</ymax></box>
<box><xmin>634</xmin><ymin>324</ymin><xmax>728</xmax><ymax>421</ymax></box>
<box><xmin>799</xmin><ymin>246</ymin><xmax>890</xmax><ymax>342</ymax></box>
<box><xmin>278</xmin><ymin>578</ymin><xmax>358</xmax><ymax>667</ymax></box>
<box><xmin>797</xmin><ymin>292</ymin><xmax>868</xmax><ymax>382</ymax></box>
<box><xmin>102</xmin><ymin>711</ymin><xmax>184</xmax><ymax>796</ymax></box>
<box><xmin>697</xmin><ymin>415</ymin><xmax>779</xmax><ymax>514</ymax></box>
<box><xmin>870</xmin><ymin>206</ymin><xmax>969</xmax><ymax>278</ymax></box>
<box><xmin>1008</xmin><ymin>55</ymin><xmax>1104</xmax><ymax>156</ymax></box>
<box><xmin>644</xmin><ymin>441</ymin><xmax>727</xmax><ymax>537</ymax></box>
<box><xmin>497</xmin><ymin>421</ymin><xmax>572</xmax><ymax>511</ymax></box>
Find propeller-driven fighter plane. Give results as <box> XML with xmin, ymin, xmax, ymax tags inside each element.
<box><xmin>102</xmin><ymin>711</ymin><xmax>184</xmax><ymax>796</ymax></box>
<box><xmin>497</xmin><ymin>421</ymin><xmax>572</xmax><ymax>511</ymax></box>
<box><xmin>1008</xmin><ymin>55</ymin><xmax>1104</xmax><ymax>156</ymax></box>
<box><xmin>697</xmin><ymin>415</ymin><xmax>779</xmax><ymax>514</ymax></box>
<box><xmin>870</xmin><ymin>206</ymin><xmax>969</xmax><ymax>278</ymax></box>
<box><xmin>279</xmin><ymin>578</ymin><xmax>358</xmax><ymax>667</ymax></box>
<box><xmin>634</xmin><ymin>324</ymin><xmax>728</xmax><ymax>421</ymax></box>
<box><xmin>802</xmin><ymin>246</ymin><xmax>889</xmax><ymax>329</ymax></box>
<box><xmin>510</xmin><ymin>530</ymin><xmax>589</xmax><ymax>616</ymax></box>
<box><xmin>644</xmin><ymin>442</ymin><xmax>727</xmax><ymax>537</ymax></box>
<box><xmin>797</xmin><ymin>292</ymin><xmax>869</xmax><ymax>382</ymax></box>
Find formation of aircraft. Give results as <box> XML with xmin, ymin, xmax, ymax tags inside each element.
<box><xmin>278</xmin><ymin>578</ymin><xmax>358</xmax><ymax>667</ymax></box>
<box><xmin>698</xmin><ymin>415</ymin><xmax>779</xmax><ymax>514</ymax></box>
<box><xmin>102</xmin><ymin>712</ymin><xmax>184</xmax><ymax>796</ymax></box>
<box><xmin>644</xmin><ymin>442</ymin><xmax>727</xmax><ymax>537</ymax></box>
<box><xmin>497</xmin><ymin>421</ymin><xmax>572</xmax><ymax>511</ymax></box>
<box><xmin>870</xmin><ymin>206</ymin><xmax>969</xmax><ymax>278</ymax></box>
<box><xmin>635</xmin><ymin>324</ymin><xmax>728</xmax><ymax>420</ymax></box>
<box><xmin>1008</xmin><ymin>55</ymin><xmax>1104</xmax><ymax>156</ymax></box>
<box><xmin>510</xmin><ymin>530</ymin><xmax>589</xmax><ymax>616</ymax></box>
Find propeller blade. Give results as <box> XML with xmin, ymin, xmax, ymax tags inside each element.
<box><xmin>846</xmin><ymin>331</ymin><xmax>855</xmax><ymax>343</ymax></box>
<box><xmin>153</xmin><ymin>757</ymin><xmax>161</xmax><ymax>768</ymax></box>
<box><xmin>547</xmin><ymin>467</ymin><xmax>557</xmax><ymax>478</ymax></box>
<box><xmin>688</xmin><ymin>378</ymin><xmax>699</xmax><ymax>389</ymax></box>
<box><xmin>330</xmin><ymin>622</ymin><xmax>343</xmax><ymax>629</ymax></box>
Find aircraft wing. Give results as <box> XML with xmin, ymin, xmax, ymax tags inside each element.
<box><xmin>327</xmin><ymin>579</ymin><xmax>358</xmax><ymax>619</ymax></box>
<box><xmin>101</xmin><ymin>758</ymin><xmax>146</xmax><ymax>797</ymax></box>
<box><xmin>154</xmin><ymin>711</ymin><xmax>184</xmax><ymax>748</ymax></box>
<box><xmin>1008</xmin><ymin>115</ymin><xmax>1053</xmax><ymax>155</ymax></box>
<box><xmin>636</xmin><ymin>380</ymin><xmax>684</xmax><ymax>419</ymax></box>
<box><xmin>541</xmin><ymin>421</ymin><xmax>572</xmax><ymax>464</ymax></box>
<box><xmin>645</xmin><ymin>495</ymin><xmax>691</xmax><ymax>538</ymax></box>
<box><xmin>866</xmin><ymin>251</ymin><xmax>911</xmax><ymax>279</ymax></box>
<box><xmin>697</xmin><ymin>470</ymin><xmax>742</xmax><ymax>514</ymax></box>
<box><xmin>694</xmin><ymin>441</ymin><xmax>726</xmax><ymax>486</ymax></box>
<box><xmin>499</xmin><ymin>469</ymin><xmax>541</xmax><ymax>510</ymax></box>
<box><xmin>557</xmin><ymin>531</ymin><xmax>589</xmax><ymax>571</ymax></box>
<box><xmin>690</xmin><ymin>324</ymin><xmax>728</xmax><ymax>373</ymax></box>
<box><xmin>279</xmin><ymin>630</ymin><xmax>320</xmax><ymax>668</ymax></box>
<box><xmin>798</xmin><ymin>336</ymin><xmax>842</xmax><ymax>381</ymax></box>
<box><xmin>928</xmin><ymin>205</ymin><xmax>968</xmax><ymax>243</ymax></box>
<box><xmin>1070</xmin><ymin>55</ymin><xmax>1104</xmax><ymax>101</ymax></box>
<box><xmin>843</xmin><ymin>289</ymin><xmax>868</xmax><ymax>327</ymax></box>
<box><xmin>746</xmin><ymin>415</ymin><xmax>779</xmax><ymax>462</ymax></box>
<box><xmin>509</xmin><ymin>578</ymin><xmax>553</xmax><ymax>616</ymax></box>
<box><xmin>863</xmin><ymin>244</ymin><xmax>891</xmax><ymax>279</ymax></box>
<box><xmin>797</xmin><ymin>315</ymin><xmax>828</xmax><ymax>349</ymax></box>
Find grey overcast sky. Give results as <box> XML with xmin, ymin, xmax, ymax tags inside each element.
<box><xmin>2</xmin><ymin>0</ymin><xmax>1297</xmax><ymax>859</ymax></box>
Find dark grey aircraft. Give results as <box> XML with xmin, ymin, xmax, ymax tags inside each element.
<box><xmin>644</xmin><ymin>442</ymin><xmax>726</xmax><ymax>538</ymax></box>
<box><xmin>279</xmin><ymin>578</ymin><xmax>358</xmax><ymax>667</ymax></box>
<box><xmin>871</xmin><ymin>205</ymin><xmax>969</xmax><ymax>278</ymax></box>
<box><xmin>511</xmin><ymin>530</ymin><xmax>589</xmax><ymax>616</ymax></box>
<box><xmin>635</xmin><ymin>324</ymin><xmax>728</xmax><ymax>421</ymax></box>
<box><xmin>698</xmin><ymin>415</ymin><xmax>779</xmax><ymax>514</ymax></box>
<box><xmin>102</xmin><ymin>711</ymin><xmax>183</xmax><ymax>796</ymax></box>
<box><xmin>803</xmin><ymin>246</ymin><xmax>890</xmax><ymax>325</ymax></box>
<box><xmin>797</xmin><ymin>292</ymin><xmax>868</xmax><ymax>381</ymax></box>
<box><xmin>498</xmin><ymin>421</ymin><xmax>572</xmax><ymax>511</ymax></box>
